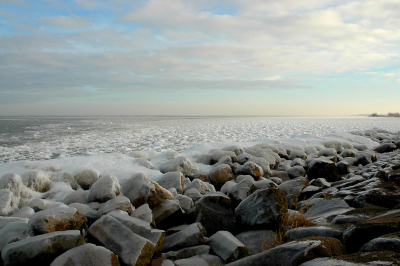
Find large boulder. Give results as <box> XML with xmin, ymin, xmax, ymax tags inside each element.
<box><xmin>286</xmin><ymin>226</ymin><xmax>344</xmax><ymax>240</ymax></box>
<box><xmin>307</xmin><ymin>158</ymin><xmax>339</xmax><ymax>182</ymax></box>
<box><xmin>50</xmin><ymin>243</ymin><xmax>120</xmax><ymax>266</ymax></box>
<box><xmin>235</xmin><ymin>187</ymin><xmax>287</xmax><ymax>230</ymax></box>
<box><xmin>207</xmin><ymin>231</ymin><xmax>248</xmax><ymax>263</ymax></box>
<box><xmin>209</xmin><ymin>164</ymin><xmax>234</xmax><ymax>191</ymax></box>
<box><xmin>158</xmin><ymin>172</ymin><xmax>184</xmax><ymax>194</ymax></box>
<box><xmin>22</xmin><ymin>171</ymin><xmax>51</xmax><ymax>192</ymax></box>
<box><xmin>97</xmin><ymin>195</ymin><xmax>134</xmax><ymax>216</ymax></box>
<box><xmin>1</xmin><ymin>230</ymin><xmax>85</xmax><ymax>266</ymax></box>
<box><xmin>88</xmin><ymin>175</ymin><xmax>121</xmax><ymax>203</ymax></box>
<box><xmin>159</xmin><ymin>156</ymin><xmax>199</xmax><ymax>176</ymax></box>
<box><xmin>88</xmin><ymin>215</ymin><xmax>155</xmax><ymax>266</ymax></box>
<box><xmin>28</xmin><ymin>206</ymin><xmax>87</xmax><ymax>235</ymax></box>
<box><xmin>74</xmin><ymin>169</ymin><xmax>100</xmax><ymax>190</ymax></box>
<box><xmin>122</xmin><ymin>173</ymin><xmax>173</xmax><ymax>209</ymax></box>
<box><xmin>194</xmin><ymin>193</ymin><xmax>237</xmax><ymax>236</ymax></box>
<box><xmin>225</xmin><ymin>237</ymin><xmax>345</xmax><ymax>266</ymax></box>
<box><xmin>162</xmin><ymin>223</ymin><xmax>205</xmax><ymax>252</ymax></box>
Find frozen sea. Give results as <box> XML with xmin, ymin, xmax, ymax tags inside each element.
<box><xmin>0</xmin><ymin>116</ymin><xmax>399</xmax><ymax>187</ymax></box>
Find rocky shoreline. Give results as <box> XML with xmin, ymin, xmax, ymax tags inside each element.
<box><xmin>1</xmin><ymin>129</ymin><xmax>400</xmax><ymax>265</ymax></box>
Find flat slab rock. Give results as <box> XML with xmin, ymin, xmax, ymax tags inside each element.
<box><xmin>207</xmin><ymin>231</ymin><xmax>248</xmax><ymax>263</ymax></box>
<box><xmin>50</xmin><ymin>243</ymin><xmax>120</xmax><ymax>266</ymax></box>
<box><xmin>174</xmin><ymin>254</ymin><xmax>223</xmax><ymax>266</ymax></box>
<box><xmin>286</xmin><ymin>225</ymin><xmax>344</xmax><ymax>240</ymax></box>
<box><xmin>235</xmin><ymin>230</ymin><xmax>277</xmax><ymax>255</ymax></box>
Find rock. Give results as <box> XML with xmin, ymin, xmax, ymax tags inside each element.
<box><xmin>235</xmin><ymin>162</ymin><xmax>264</xmax><ymax>179</ymax></box>
<box><xmin>235</xmin><ymin>230</ymin><xmax>277</xmax><ymax>255</ymax></box>
<box><xmin>289</xmin><ymin>150</ymin><xmax>307</xmax><ymax>160</ymax></box>
<box><xmin>336</xmin><ymin>161</ymin><xmax>350</xmax><ymax>175</ymax></box>
<box><xmin>0</xmin><ymin>173</ymin><xmax>24</xmax><ymax>206</ymax></box>
<box><xmin>299</xmin><ymin>251</ymin><xmax>400</xmax><ymax>266</ymax></box>
<box><xmin>26</xmin><ymin>198</ymin><xmax>65</xmax><ymax>212</ymax></box>
<box><xmin>191</xmin><ymin>172</ymin><xmax>211</xmax><ymax>183</ymax></box>
<box><xmin>375</xmin><ymin>143</ymin><xmax>397</xmax><ymax>153</ymax></box>
<box><xmin>88</xmin><ymin>175</ymin><xmax>121</xmax><ymax>203</ymax></box>
<box><xmin>207</xmin><ymin>231</ymin><xmax>248</xmax><ymax>263</ymax></box>
<box><xmin>88</xmin><ymin>215</ymin><xmax>155</xmax><ymax>266</ymax></box>
<box><xmin>286</xmin><ymin>226</ymin><xmax>344</xmax><ymax>240</ymax></box>
<box><xmin>355</xmin><ymin>151</ymin><xmax>377</xmax><ymax>166</ymax></box>
<box><xmin>194</xmin><ymin>193</ymin><xmax>237</xmax><ymax>236</ymax></box>
<box><xmin>162</xmin><ymin>223</ymin><xmax>205</xmax><ymax>252</ymax></box>
<box><xmin>225</xmin><ymin>237</ymin><xmax>345</xmax><ymax>266</ymax></box>
<box><xmin>340</xmin><ymin>149</ymin><xmax>359</xmax><ymax>158</ymax></box>
<box><xmin>184</xmin><ymin>179</ymin><xmax>210</xmax><ymax>195</ymax></box>
<box><xmin>152</xmin><ymin>199</ymin><xmax>184</xmax><ymax>229</ymax></box>
<box><xmin>174</xmin><ymin>254</ymin><xmax>223</xmax><ymax>266</ymax></box>
<box><xmin>22</xmin><ymin>171</ymin><xmax>51</xmax><ymax>192</ymax></box>
<box><xmin>254</xmin><ymin>179</ymin><xmax>278</xmax><ymax>190</ymax></box>
<box><xmin>1</xmin><ymin>230</ymin><xmax>85</xmax><ymax>266</ymax></box>
<box><xmin>159</xmin><ymin>156</ymin><xmax>199</xmax><ymax>176</ymax></box>
<box><xmin>184</xmin><ymin>188</ymin><xmax>203</xmax><ymax>202</ymax></box>
<box><xmin>304</xmin><ymin>198</ymin><xmax>353</xmax><ymax>224</ymax></box>
<box><xmin>271</xmin><ymin>170</ymin><xmax>290</xmax><ymax>182</ymax></box>
<box><xmin>0</xmin><ymin>217</ymin><xmax>29</xmax><ymax>230</ymax></box>
<box><xmin>158</xmin><ymin>172</ymin><xmax>184</xmax><ymax>194</ymax></box>
<box><xmin>28</xmin><ymin>206</ymin><xmax>87</xmax><ymax>235</ymax></box>
<box><xmin>122</xmin><ymin>173</ymin><xmax>173</xmax><ymax>209</ymax></box>
<box><xmin>360</xmin><ymin>232</ymin><xmax>400</xmax><ymax>252</ymax></box>
<box><xmin>269</xmin><ymin>177</ymin><xmax>282</xmax><ymax>185</ymax></box>
<box><xmin>222</xmin><ymin>145</ymin><xmax>244</xmax><ymax>156</ymax></box>
<box><xmin>208</xmin><ymin>164</ymin><xmax>234</xmax><ymax>191</ymax></box>
<box><xmin>161</xmin><ymin>245</ymin><xmax>210</xmax><ymax>261</ymax></box>
<box><xmin>298</xmin><ymin>185</ymin><xmax>322</xmax><ymax>200</ymax></box>
<box><xmin>286</xmin><ymin>166</ymin><xmax>306</xmax><ymax>179</ymax></box>
<box><xmin>311</xmin><ymin>178</ymin><xmax>331</xmax><ymax>189</ymax></box>
<box><xmin>220</xmin><ymin>181</ymin><xmax>237</xmax><ymax>194</ymax></box>
<box><xmin>137</xmin><ymin>158</ymin><xmax>156</xmax><ymax>170</ymax></box>
<box><xmin>237</xmin><ymin>153</ymin><xmax>253</xmax><ymax>165</ymax></box>
<box><xmin>108</xmin><ymin>211</ymin><xmax>166</xmax><ymax>254</ymax></box>
<box><xmin>63</xmin><ymin>189</ymin><xmax>89</xmax><ymax>205</ymax></box>
<box><xmin>74</xmin><ymin>169</ymin><xmax>100</xmax><ymax>190</ymax></box>
<box><xmin>343</xmin><ymin>209</ymin><xmax>400</xmax><ymax>253</ymax></box>
<box><xmin>50</xmin><ymin>243</ymin><xmax>120</xmax><ymax>266</ymax></box>
<box><xmin>227</xmin><ymin>179</ymin><xmax>258</xmax><ymax>206</ymax></box>
<box><xmin>235</xmin><ymin>188</ymin><xmax>287</xmax><ymax>230</ymax></box>
<box><xmin>97</xmin><ymin>195</ymin><xmax>134</xmax><ymax>216</ymax></box>
<box><xmin>0</xmin><ymin>220</ymin><xmax>33</xmax><ymax>251</ymax></box>
<box><xmin>317</xmin><ymin>148</ymin><xmax>337</xmax><ymax>160</ymax></box>
<box><xmin>210</xmin><ymin>150</ymin><xmax>236</xmax><ymax>164</ymax></box>
<box><xmin>0</xmin><ymin>189</ymin><xmax>18</xmax><ymax>216</ymax></box>
<box><xmin>307</xmin><ymin>158</ymin><xmax>339</xmax><ymax>182</ymax></box>
<box><xmin>69</xmin><ymin>203</ymin><xmax>90</xmax><ymax>214</ymax></box>
<box><xmin>130</xmin><ymin>151</ymin><xmax>151</xmax><ymax>160</ymax></box>
<box><xmin>248</xmin><ymin>157</ymin><xmax>272</xmax><ymax>176</ymax></box>
<box><xmin>130</xmin><ymin>203</ymin><xmax>154</xmax><ymax>225</ymax></box>
<box><xmin>352</xmin><ymin>190</ymin><xmax>400</xmax><ymax>209</ymax></box>
<box><xmin>278</xmin><ymin>177</ymin><xmax>309</xmax><ymax>197</ymax></box>
<box><xmin>11</xmin><ymin>206</ymin><xmax>35</xmax><ymax>219</ymax></box>
<box><xmin>174</xmin><ymin>194</ymin><xmax>194</xmax><ymax>213</ymax></box>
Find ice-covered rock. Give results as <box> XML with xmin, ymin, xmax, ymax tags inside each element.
<box><xmin>1</xmin><ymin>230</ymin><xmax>85</xmax><ymax>266</ymax></box>
<box><xmin>69</xmin><ymin>203</ymin><xmax>90</xmax><ymax>214</ymax></box>
<box><xmin>130</xmin><ymin>203</ymin><xmax>154</xmax><ymax>225</ymax></box>
<box><xmin>174</xmin><ymin>194</ymin><xmax>194</xmax><ymax>212</ymax></box>
<box><xmin>289</xmin><ymin>149</ymin><xmax>307</xmax><ymax>160</ymax></box>
<box><xmin>0</xmin><ymin>189</ymin><xmax>18</xmax><ymax>216</ymax></box>
<box><xmin>286</xmin><ymin>226</ymin><xmax>343</xmax><ymax>240</ymax></box>
<box><xmin>152</xmin><ymin>199</ymin><xmax>184</xmax><ymax>229</ymax></box>
<box><xmin>161</xmin><ymin>245</ymin><xmax>210</xmax><ymax>261</ymax></box>
<box><xmin>235</xmin><ymin>187</ymin><xmax>287</xmax><ymax>230</ymax></box>
<box><xmin>28</xmin><ymin>206</ymin><xmax>87</xmax><ymax>235</ymax></box>
<box><xmin>22</xmin><ymin>171</ymin><xmax>51</xmax><ymax>192</ymax></box>
<box><xmin>227</xmin><ymin>179</ymin><xmax>257</xmax><ymax>205</ymax></box>
<box><xmin>162</xmin><ymin>223</ymin><xmax>205</xmax><ymax>252</ymax></box>
<box><xmin>74</xmin><ymin>169</ymin><xmax>100</xmax><ymax>190</ymax></box>
<box><xmin>122</xmin><ymin>173</ymin><xmax>173</xmax><ymax>209</ymax></box>
<box><xmin>355</xmin><ymin>151</ymin><xmax>377</xmax><ymax>166</ymax></box>
<box><xmin>11</xmin><ymin>206</ymin><xmax>35</xmax><ymax>218</ymax></box>
<box><xmin>87</xmin><ymin>175</ymin><xmax>120</xmax><ymax>203</ymax></box>
<box><xmin>50</xmin><ymin>243</ymin><xmax>120</xmax><ymax>266</ymax></box>
<box><xmin>27</xmin><ymin>198</ymin><xmax>66</xmax><ymax>212</ymax></box>
<box><xmin>278</xmin><ymin>176</ymin><xmax>309</xmax><ymax>197</ymax></box>
<box><xmin>136</xmin><ymin>158</ymin><xmax>156</xmax><ymax>169</ymax></box>
<box><xmin>63</xmin><ymin>189</ymin><xmax>89</xmax><ymax>205</ymax></box>
<box><xmin>210</xmin><ymin>150</ymin><xmax>236</xmax><ymax>164</ymax></box>
<box><xmin>88</xmin><ymin>215</ymin><xmax>155</xmax><ymax>266</ymax></box>
<box><xmin>160</xmin><ymin>156</ymin><xmax>199</xmax><ymax>176</ymax></box>
<box><xmin>340</xmin><ymin>149</ymin><xmax>359</xmax><ymax>158</ymax></box>
<box><xmin>222</xmin><ymin>145</ymin><xmax>244</xmax><ymax>156</ymax></box>
<box><xmin>304</xmin><ymin>198</ymin><xmax>354</xmax><ymax>224</ymax></box>
<box><xmin>235</xmin><ymin>162</ymin><xmax>264</xmax><ymax>179</ymax></box>
<box><xmin>184</xmin><ymin>179</ymin><xmax>211</xmax><ymax>195</ymax></box>
<box><xmin>184</xmin><ymin>188</ymin><xmax>203</xmax><ymax>202</ymax></box>
<box><xmin>248</xmin><ymin>157</ymin><xmax>272</xmax><ymax>176</ymax></box>
<box><xmin>209</xmin><ymin>164</ymin><xmax>234</xmax><ymax>191</ymax></box>
<box><xmin>0</xmin><ymin>220</ymin><xmax>33</xmax><ymax>251</ymax></box>
<box><xmin>235</xmin><ymin>230</ymin><xmax>276</xmax><ymax>255</ymax></box>
<box><xmin>0</xmin><ymin>217</ymin><xmax>29</xmax><ymax>229</ymax></box>
<box><xmin>158</xmin><ymin>171</ymin><xmax>184</xmax><ymax>194</ymax></box>
<box><xmin>374</xmin><ymin>143</ymin><xmax>397</xmax><ymax>153</ymax></box>
<box><xmin>97</xmin><ymin>195</ymin><xmax>134</xmax><ymax>216</ymax></box>
<box><xmin>174</xmin><ymin>254</ymin><xmax>223</xmax><ymax>266</ymax></box>
<box><xmin>286</xmin><ymin>166</ymin><xmax>306</xmax><ymax>179</ymax></box>
<box><xmin>207</xmin><ymin>231</ymin><xmax>248</xmax><ymax>263</ymax></box>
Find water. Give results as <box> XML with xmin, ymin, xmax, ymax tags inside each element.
<box><xmin>0</xmin><ymin>116</ymin><xmax>399</xmax><ymax>163</ymax></box>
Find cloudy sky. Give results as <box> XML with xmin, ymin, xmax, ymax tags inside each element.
<box><xmin>1</xmin><ymin>0</ymin><xmax>399</xmax><ymax>116</ymax></box>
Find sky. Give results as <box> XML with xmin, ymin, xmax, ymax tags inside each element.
<box><xmin>0</xmin><ymin>0</ymin><xmax>400</xmax><ymax>116</ymax></box>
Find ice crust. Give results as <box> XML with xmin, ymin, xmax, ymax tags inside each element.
<box><xmin>0</xmin><ymin>116</ymin><xmax>399</xmax><ymax>189</ymax></box>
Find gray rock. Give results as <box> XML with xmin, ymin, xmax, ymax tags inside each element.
<box><xmin>158</xmin><ymin>172</ymin><xmax>184</xmax><ymax>194</ymax></box>
<box><xmin>63</xmin><ymin>189</ymin><xmax>89</xmax><ymax>205</ymax></box>
<box><xmin>174</xmin><ymin>194</ymin><xmax>194</xmax><ymax>213</ymax></box>
<box><xmin>209</xmin><ymin>164</ymin><xmax>234</xmax><ymax>191</ymax></box>
<box><xmin>336</xmin><ymin>160</ymin><xmax>350</xmax><ymax>175</ymax></box>
<box><xmin>88</xmin><ymin>175</ymin><xmax>121</xmax><ymax>203</ymax></box>
<box><xmin>130</xmin><ymin>203</ymin><xmax>153</xmax><ymax>224</ymax></box>
<box><xmin>184</xmin><ymin>179</ymin><xmax>211</xmax><ymax>195</ymax></box>
<box><xmin>311</xmin><ymin>178</ymin><xmax>331</xmax><ymax>189</ymax></box>
<box><xmin>208</xmin><ymin>231</ymin><xmax>248</xmax><ymax>263</ymax></box>
<box><xmin>222</xmin><ymin>145</ymin><xmax>244</xmax><ymax>156</ymax></box>
<box><xmin>74</xmin><ymin>169</ymin><xmax>99</xmax><ymax>190</ymax></box>
<box><xmin>50</xmin><ymin>243</ymin><xmax>120</xmax><ymax>266</ymax></box>
<box><xmin>27</xmin><ymin>198</ymin><xmax>66</xmax><ymax>212</ymax></box>
<box><xmin>248</xmin><ymin>157</ymin><xmax>272</xmax><ymax>177</ymax></box>
<box><xmin>174</xmin><ymin>254</ymin><xmax>223</xmax><ymax>266</ymax></box>
<box><xmin>88</xmin><ymin>215</ymin><xmax>155</xmax><ymax>266</ymax></box>
<box><xmin>136</xmin><ymin>158</ymin><xmax>155</xmax><ymax>170</ymax></box>
<box><xmin>360</xmin><ymin>232</ymin><xmax>400</xmax><ymax>252</ymax></box>
<box><xmin>1</xmin><ymin>230</ymin><xmax>85</xmax><ymax>266</ymax></box>
<box><xmin>235</xmin><ymin>230</ymin><xmax>276</xmax><ymax>255</ymax></box>
<box><xmin>286</xmin><ymin>166</ymin><xmax>306</xmax><ymax>179</ymax></box>
<box><xmin>161</xmin><ymin>245</ymin><xmax>210</xmax><ymax>261</ymax></box>
<box><xmin>340</xmin><ymin>149</ymin><xmax>359</xmax><ymax>158</ymax></box>
<box><xmin>307</xmin><ymin>158</ymin><xmax>339</xmax><ymax>182</ymax></box>
<box><xmin>291</xmin><ymin>158</ymin><xmax>307</xmax><ymax>168</ymax></box>
<box><xmin>22</xmin><ymin>171</ymin><xmax>51</xmax><ymax>192</ymax></box>
<box><xmin>289</xmin><ymin>149</ymin><xmax>307</xmax><ymax>160</ymax></box>
<box><xmin>162</xmin><ymin>223</ymin><xmax>205</xmax><ymax>252</ymax></box>
<box><xmin>286</xmin><ymin>226</ymin><xmax>343</xmax><ymax>240</ymax></box>
<box><xmin>374</xmin><ymin>143</ymin><xmax>397</xmax><ymax>153</ymax></box>
<box><xmin>220</xmin><ymin>181</ymin><xmax>237</xmax><ymax>194</ymax></box>
<box><xmin>10</xmin><ymin>206</ymin><xmax>35</xmax><ymax>219</ymax></box>
<box><xmin>97</xmin><ymin>195</ymin><xmax>134</xmax><ymax>216</ymax></box>
<box><xmin>235</xmin><ymin>162</ymin><xmax>264</xmax><ymax>180</ymax></box>
<box><xmin>278</xmin><ymin>177</ymin><xmax>309</xmax><ymax>197</ymax></box>
<box><xmin>235</xmin><ymin>188</ymin><xmax>287</xmax><ymax>230</ymax></box>
<box><xmin>304</xmin><ymin>198</ymin><xmax>353</xmax><ymax>224</ymax></box>
<box><xmin>160</xmin><ymin>156</ymin><xmax>199</xmax><ymax>176</ymax></box>
<box><xmin>0</xmin><ymin>217</ymin><xmax>29</xmax><ymax>230</ymax></box>
<box><xmin>152</xmin><ymin>199</ymin><xmax>184</xmax><ymax>229</ymax></box>
<box><xmin>0</xmin><ymin>189</ymin><xmax>18</xmax><ymax>216</ymax></box>
<box><xmin>227</xmin><ymin>179</ymin><xmax>257</xmax><ymax>205</ymax></box>
<box><xmin>355</xmin><ymin>151</ymin><xmax>377</xmax><ymax>166</ymax></box>
<box><xmin>0</xmin><ymin>220</ymin><xmax>33</xmax><ymax>251</ymax></box>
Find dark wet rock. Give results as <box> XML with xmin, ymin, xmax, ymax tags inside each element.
<box><xmin>207</xmin><ymin>231</ymin><xmax>248</xmax><ymax>263</ymax></box>
<box><xmin>336</xmin><ymin>160</ymin><xmax>350</xmax><ymax>175</ymax></box>
<box><xmin>352</xmin><ymin>190</ymin><xmax>400</xmax><ymax>209</ymax></box>
<box><xmin>360</xmin><ymin>231</ymin><xmax>400</xmax><ymax>253</ymax></box>
<box><xmin>375</xmin><ymin>143</ymin><xmax>398</xmax><ymax>153</ymax></box>
<box><xmin>286</xmin><ymin>225</ymin><xmax>344</xmax><ymax>240</ymax></box>
<box><xmin>152</xmin><ymin>199</ymin><xmax>184</xmax><ymax>230</ymax></box>
<box><xmin>286</xmin><ymin>166</ymin><xmax>306</xmax><ymax>179</ymax></box>
<box><xmin>355</xmin><ymin>151</ymin><xmax>377</xmax><ymax>166</ymax></box>
<box><xmin>307</xmin><ymin>158</ymin><xmax>339</xmax><ymax>182</ymax></box>
<box><xmin>303</xmin><ymin>198</ymin><xmax>353</xmax><ymax>224</ymax></box>
<box><xmin>235</xmin><ymin>230</ymin><xmax>277</xmax><ymax>255</ymax></box>
<box><xmin>161</xmin><ymin>223</ymin><xmax>205</xmax><ymax>252</ymax></box>
<box><xmin>161</xmin><ymin>245</ymin><xmax>210</xmax><ymax>261</ymax></box>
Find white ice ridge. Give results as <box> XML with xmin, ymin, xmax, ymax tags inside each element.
<box><xmin>0</xmin><ymin>116</ymin><xmax>399</xmax><ymax>163</ymax></box>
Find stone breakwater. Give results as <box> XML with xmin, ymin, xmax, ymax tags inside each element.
<box><xmin>0</xmin><ymin>129</ymin><xmax>400</xmax><ymax>265</ymax></box>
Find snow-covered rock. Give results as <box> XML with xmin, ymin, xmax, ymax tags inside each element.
<box><xmin>159</xmin><ymin>156</ymin><xmax>199</xmax><ymax>176</ymax></box>
<box><xmin>97</xmin><ymin>195</ymin><xmax>134</xmax><ymax>216</ymax></box>
<box><xmin>209</xmin><ymin>164</ymin><xmax>234</xmax><ymax>191</ymax></box>
<box><xmin>207</xmin><ymin>231</ymin><xmax>248</xmax><ymax>263</ymax></box>
<box><xmin>0</xmin><ymin>220</ymin><xmax>33</xmax><ymax>251</ymax></box>
<box><xmin>22</xmin><ymin>171</ymin><xmax>51</xmax><ymax>192</ymax></box>
<box><xmin>130</xmin><ymin>203</ymin><xmax>154</xmax><ymax>225</ymax></box>
<box><xmin>88</xmin><ymin>175</ymin><xmax>121</xmax><ymax>203</ymax></box>
<box><xmin>158</xmin><ymin>172</ymin><xmax>184</xmax><ymax>194</ymax></box>
<box><xmin>162</xmin><ymin>223</ymin><xmax>205</xmax><ymax>252</ymax></box>
<box><xmin>63</xmin><ymin>189</ymin><xmax>89</xmax><ymax>205</ymax></box>
<box><xmin>74</xmin><ymin>169</ymin><xmax>100</xmax><ymax>190</ymax></box>
<box><xmin>0</xmin><ymin>189</ymin><xmax>18</xmax><ymax>216</ymax></box>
